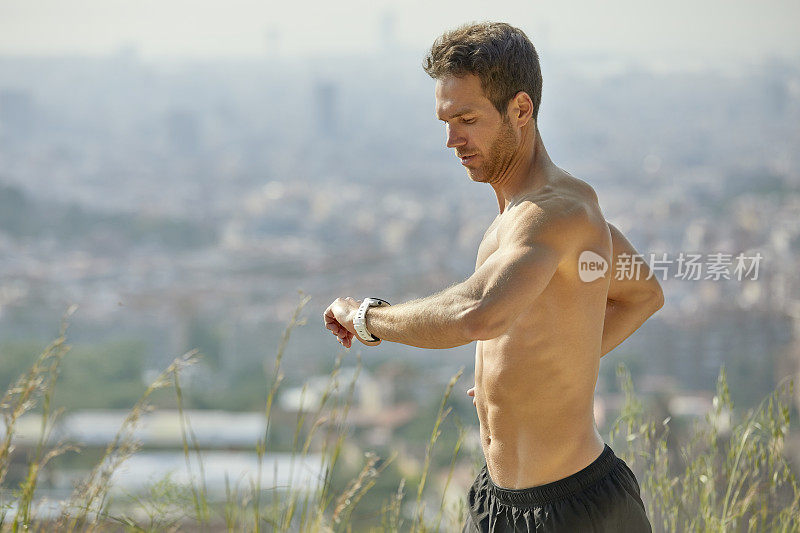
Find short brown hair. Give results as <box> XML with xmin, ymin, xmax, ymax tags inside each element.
<box><xmin>423</xmin><ymin>22</ymin><xmax>542</xmax><ymax>122</ymax></box>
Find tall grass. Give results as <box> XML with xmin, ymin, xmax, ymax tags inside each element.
<box><xmin>1</xmin><ymin>305</ymin><xmax>77</xmax><ymax>531</ymax></box>
<box><xmin>59</xmin><ymin>350</ymin><xmax>198</xmax><ymax>532</ymax></box>
<box><xmin>1</xmin><ymin>296</ymin><xmax>798</xmax><ymax>531</ymax></box>
<box><xmin>609</xmin><ymin>364</ymin><xmax>799</xmax><ymax>532</ymax></box>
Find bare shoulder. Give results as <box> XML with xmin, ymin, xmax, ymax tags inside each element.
<box><xmin>549</xmin><ymin>171</ymin><xmax>608</xmax><ymax>237</ymax></box>
<box><xmin>499</xmin><ymin>176</ymin><xmax>604</xmax><ymax>243</ymax></box>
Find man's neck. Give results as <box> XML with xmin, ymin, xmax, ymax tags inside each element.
<box><xmin>492</xmin><ymin>128</ymin><xmax>554</xmax><ymax>214</ymax></box>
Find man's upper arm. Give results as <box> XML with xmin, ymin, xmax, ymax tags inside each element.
<box><xmin>460</xmin><ymin>203</ymin><xmax>576</xmax><ymax>340</ymax></box>
<box><xmin>606</xmin><ymin>222</ymin><xmax>665</xmax><ymax>306</ymax></box>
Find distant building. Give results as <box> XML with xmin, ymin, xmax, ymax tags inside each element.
<box><xmin>12</xmin><ymin>410</ymin><xmax>267</xmax><ymax>448</ymax></box>
<box><xmin>108</xmin><ymin>451</ymin><xmax>324</xmax><ymax>496</ymax></box>
<box><xmin>279</xmin><ymin>366</ymin><xmax>388</xmax><ymax>413</ymax></box>
<box><xmin>279</xmin><ymin>366</ymin><xmax>416</xmax><ymax>447</ymax></box>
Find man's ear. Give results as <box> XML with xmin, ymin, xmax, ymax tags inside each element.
<box><xmin>508</xmin><ymin>91</ymin><xmax>533</xmax><ymax>128</ymax></box>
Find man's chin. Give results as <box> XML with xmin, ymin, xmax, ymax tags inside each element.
<box><xmin>466</xmin><ymin>169</ymin><xmax>490</xmax><ymax>183</ymax></box>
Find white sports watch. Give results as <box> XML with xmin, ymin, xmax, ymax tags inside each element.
<box><xmin>353</xmin><ymin>298</ymin><xmax>390</xmax><ymax>342</ymax></box>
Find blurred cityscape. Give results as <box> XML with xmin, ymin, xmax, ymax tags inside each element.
<box><xmin>1</xmin><ymin>45</ymin><xmax>799</xmax><ymax>520</ymax></box>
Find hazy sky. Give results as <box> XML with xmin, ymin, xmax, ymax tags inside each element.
<box><xmin>2</xmin><ymin>0</ymin><xmax>799</xmax><ymax>67</ymax></box>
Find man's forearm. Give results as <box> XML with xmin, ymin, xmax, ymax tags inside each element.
<box><xmin>364</xmin><ymin>283</ymin><xmax>478</xmax><ymax>349</ymax></box>
<box><xmin>600</xmin><ymin>299</ymin><xmax>662</xmax><ymax>357</ymax></box>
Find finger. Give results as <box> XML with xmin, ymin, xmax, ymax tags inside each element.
<box><xmin>324</xmin><ymin>312</ymin><xmax>339</xmax><ymax>328</ymax></box>
<box><xmin>326</xmin><ymin>319</ymin><xmax>348</xmax><ymax>342</ymax></box>
<box><xmin>328</xmin><ymin>320</ymin><xmax>346</xmax><ymax>337</ymax></box>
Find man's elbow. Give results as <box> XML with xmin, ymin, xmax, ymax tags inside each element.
<box><xmin>462</xmin><ymin>302</ymin><xmax>509</xmax><ymax>341</ymax></box>
<box><xmin>613</xmin><ymin>280</ymin><xmax>665</xmax><ymax>312</ymax></box>
<box><xmin>652</xmin><ymin>287</ymin><xmax>665</xmax><ymax>311</ymax></box>
<box><xmin>649</xmin><ymin>278</ymin><xmax>665</xmax><ymax>311</ymax></box>
<box><xmin>641</xmin><ymin>285</ymin><xmax>665</xmax><ymax>319</ymax></box>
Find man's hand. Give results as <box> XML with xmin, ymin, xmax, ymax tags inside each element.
<box><xmin>323</xmin><ymin>297</ymin><xmax>381</xmax><ymax>349</ymax></box>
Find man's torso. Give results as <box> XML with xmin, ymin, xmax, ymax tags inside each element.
<box><xmin>473</xmin><ymin>168</ymin><xmax>612</xmax><ymax>489</ymax></box>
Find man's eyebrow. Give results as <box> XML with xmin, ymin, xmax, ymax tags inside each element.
<box><xmin>437</xmin><ymin>108</ymin><xmax>476</xmax><ymax>121</ymax></box>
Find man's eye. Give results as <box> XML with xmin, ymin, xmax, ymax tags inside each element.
<box><xmin>463</xmin><ymin>118</ymin><xmax>476</xmax><ymax>124</ymax></box>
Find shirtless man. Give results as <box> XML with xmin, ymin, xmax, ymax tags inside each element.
<box><xmin>324</xmin><ymin>22</ymin><xmax>662</xmax><ymax>532</ymax></box>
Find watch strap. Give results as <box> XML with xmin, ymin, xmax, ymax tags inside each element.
<box><xmin>353</xmin><ymin>298</ymin><xmax>390</xmax><ymax>342</ymax></box>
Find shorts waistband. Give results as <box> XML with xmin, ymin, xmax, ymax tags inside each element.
<box><xmin>485</xmin><ymin>443</ymin><xmax>620</xmax><ymax>507</ymax></box>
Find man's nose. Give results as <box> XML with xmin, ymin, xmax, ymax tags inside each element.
<box><xmin>445</xmin><ymin>124</ymin><xmax>466</xmax><ymax>149</ymax></box>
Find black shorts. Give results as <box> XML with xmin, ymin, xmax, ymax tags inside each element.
<box><xmin>462</xmin><ymin>444</ymin><xmax>652</xmax><ymax>532</ymax></box>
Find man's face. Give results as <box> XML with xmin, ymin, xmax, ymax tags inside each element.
<box><xmin>435</xmin><ymin>74</ymin><xmax>518</xmax><ymax>183</ymax></box>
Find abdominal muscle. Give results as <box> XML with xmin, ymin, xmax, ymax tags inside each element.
<box><xmin>473</xmin><ymin>306</ymin><xmax>606</xmax><ymax>490</ymax></box>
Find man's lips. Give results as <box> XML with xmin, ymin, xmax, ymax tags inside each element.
<box><xmin>459</xmin><ymin>154</ymin><xmax>478</xmax><ymax>165</ymax></box>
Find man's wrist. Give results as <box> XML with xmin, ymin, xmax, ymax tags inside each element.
<box><xmin>354</xmin><ymin>298</ymin><xmax>390</xmax><ymax>342</ymax></box>
<box><xmin>363</xmin><ymin>306</ymin><xmax>376</xmax><ymax>339</ymax></box>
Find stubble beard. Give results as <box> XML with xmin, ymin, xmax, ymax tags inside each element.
<box><xmin>467</xmin><ymin>119</ymin><xmax>518</xmax><ymax>184</ymax></box>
